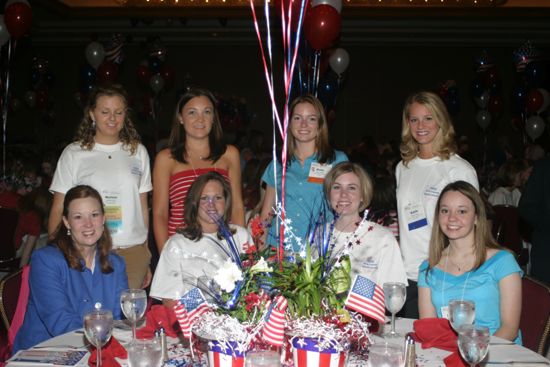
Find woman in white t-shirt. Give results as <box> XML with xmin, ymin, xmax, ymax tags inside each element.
<box><xmin>395</xmin><ymin>91</ymin><xmax>479</xmax><ymax>318</ymax></box>
<box><xmin>49</xmin><ymin>84</ymin><xmax>152</xmax><ymax>289</ymax></box>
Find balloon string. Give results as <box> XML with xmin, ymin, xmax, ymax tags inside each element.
<box><xmin>2</xmin><ymin>40</ymin><xmax>13</xmax><ymax>178</ymax></box>
<box><xmin>313</xmin><ymin>50</ymin><xmax>321</xmax><ymax>97</ymax></box>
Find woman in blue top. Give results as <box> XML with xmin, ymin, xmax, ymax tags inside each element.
<box><xmin>260</xmin><ymin>95</ymin><xmax>347</xmax><ymax>253</ymax></box>
<box><xmin>418</xmin><ymin>181</ymin><xmax>522</xmax><ymax>343</ymax></box>
<box><xmin>13</xmin><ymin>185</ymin><xmax>128</xmax><ymax>352</ymax></box>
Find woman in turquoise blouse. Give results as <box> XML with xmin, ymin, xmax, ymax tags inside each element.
<box><xmin>418</xmin><ymin>181</ymin><xmax>522</xmax><ymax>343</ymax></box>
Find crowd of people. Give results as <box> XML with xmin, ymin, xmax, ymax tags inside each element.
<box><xmin>4</xmin><ymin>83</ymin><xmax>549</xmax><ymax>353</ymax></box>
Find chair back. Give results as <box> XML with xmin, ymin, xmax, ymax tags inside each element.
<box><xmin>0</xmin><ymin>268</ymin><xmax>23</xmax><ymax>331</ymax></box>
<box><xmin>0</xmin><ymin>208</ymin><xmax>19</xmax><ymax>271</ymax></box>
<box><xmin>491</xmin><ymin>205</ymin><xmax>529</xmax><ymax>266</ymax></box>
<box><xmin>520</xmin><ymin>275</ymin><xmax>550</xmax><ymax>355</ymax></box>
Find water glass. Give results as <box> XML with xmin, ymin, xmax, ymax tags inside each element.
<box><xmin>127</xmin><ymin>338</ymin><xmax>163</xmax><ymax>367</ymax></box>
<box><xmin>245</xmin><ymin>350</ymin><xmax>281</xmax><ymax>367</ymax></box>
<box><xmin>84</xmin><ymin>309</ymin><xmax>113</xmax><ymax>367</ymax></box>
<box><xmin>383</xmin><ymin>282</ymin><xmax>407</xmax><ymax>338</ymax></box>
<box><xmin>368</xmin><ymin>343</ymin><xmax>404</xmax><ymax>367</ymax></box>
<box><xmin>120</xmin><ymin>289</ymin><xmax>147</xmax><ymax>342</ymax></box>
<box><xmin>457</xmin><ymin>325</ymin><xmax>490</xmax><ymax>367</ymax></box>
<box><xmin>449</xmin><ymin>299</ymin><xmax>475</xmax><ymax>332</ymax></box>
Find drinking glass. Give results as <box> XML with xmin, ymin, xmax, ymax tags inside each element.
<box><xmin>449</xmin><ymin>300</ymin><xmax>475</xmax><ymax>332</ymax></box>
<box><xmin>368</xmin><ymin>343</ymin><xmax>404</xmax><ymax>367</ymax></box>
<box><xmin>457</xmin><ymin>325</ymin><xmax>490</xmax><ymax>367</ymax></box>
<box><xmin>127</xmin><ymin>338</ymin><xmax>163</xmax><ymax>367</ymax></box>
<box><xmin>84</xmin><ymin>308</ymin><xmax>114</xmax><ymax>367</ymax></box>
<box><xmin>120</xmin><ymin>289</ymin><xmax>147</xmax><ymax>343</ymax></box>
<box><xmin>245</xmin><ymin>350</ymin><xmax>281</xmax><ymax>367</ymax></box>
<box><xmin>383</xmin><ymin>282</ymin><xmax>407</xmax><ymax>338</ymax></box>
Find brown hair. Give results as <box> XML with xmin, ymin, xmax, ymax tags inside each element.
<box><xmin>55</xmin><ymin>185</ymin><xmax>114</xmax><ymax>273</ymax></box>
<box><xmin>400</xmin><ymin>91</ymin><xmax>457</xmax><ymax>166</ymax></box>
<box><xmin>427</xmin><ymin>180</ymin><xmax>501</xmax><ymax>274</ymax></box>
<box><xmin>323</xmin><ymin>161</ymin><xmax>373</xmax><ymax>213</ymax></box>
<box><xmin>76</xmin><ymin>84</ymin><xmax>141</xmax><ymax>155</ymax></box>
<box><xmin>168</xmin><ymin>88</ymin><xmax>227</xmax><ymax>164</ymax></box>
<box><xmin>178</xmin><ymin>171</ymin><xmax>233</xmax><ymax>241</ymax></box>
<box><xmin>287</xmin><ymin>95</ymin><xmax>336</xmax><ymax>166</ymax></box>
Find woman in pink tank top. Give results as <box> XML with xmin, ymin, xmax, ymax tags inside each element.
<box><xmin>153</xmin><ymin>89</ymin><xmax>245</xmax><ymax>252</ymax></box>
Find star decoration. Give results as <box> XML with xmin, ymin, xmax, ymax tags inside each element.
<box><xmin>296</xmin><ymin>338</ymin><xmax>307</xmax><ymax>348</ymax></box>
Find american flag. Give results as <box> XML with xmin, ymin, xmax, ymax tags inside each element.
<box><xmin>173</xmin><ymin>287</ymin><xmax>210</xmax><ymax>338</ymax></box>
<box><xmin>262</xmin><ymin>295</ymin><xmax>287</xmax><ymax>346</ymax></box>
<box><xmin>344</xmin><ymin>275</ymin><xmax>385</xmax><ymax>323</ymax></box>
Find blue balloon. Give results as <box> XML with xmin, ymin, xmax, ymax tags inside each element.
<box><xmin>317</xmin><ymin>74</ymin><xmax>339</xmax><ymax>110</ymax></box>
<box><xmin>512</xmin><ymin>85</ymin><xmax>527</xmax><ymax>113</ymax></box>
<box><xmin>148</xmin><ymin>57</ymin><xmax>162</xmax><ymax>73</ymax></box>
<box><xmin>471</xmin><ymin>78</ymin><xmax>485</xmax><ymax>98</ymax></box>
<box><xmin>446</xmin><ymin>96</ymin><xmax>460</xmax><ymax>116</ymax></box>
<box><xmin>80</xmin><ymin>64</ymin><xmax>97</xmax><ymax>84</ymax></box>
<box><xmin>30</xmin><ymin>69</ymin><xmax>41</xmax><ymax>87</ymax></box>
<box><xmin>525</xmin><ymin>61</ymin><xmax>547</xmax><ymax>87</ymax></box>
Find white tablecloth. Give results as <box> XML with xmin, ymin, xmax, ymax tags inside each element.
<box><xmin>7</xmin><ymin>318</ymin><xmax>550</xmax><ymax>367</ymax></box>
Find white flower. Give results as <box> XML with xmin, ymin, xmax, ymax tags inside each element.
<box><xmin>213</xmin><ymin>260</ymin><xmax>243</xmax><ymax>292</ymax></box>
<box><xmin>249</xmin><ymin>257</ymin><xmax>273</xmax><ymax>275</ymax></box>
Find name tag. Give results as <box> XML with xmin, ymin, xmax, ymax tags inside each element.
<box><xmin>307</xmin><ymin>162</ymin><xmax>332</xmax><ymax>183</ymax></box>
<box><xmin>405</xmin><ymin>202</ymin><xmax>428</xmax><ymax>231</ymax></box>
<box><xmin>441</xmin><ymin>305</ymin><xmax>450</xmax><ymax>319</ymax></box>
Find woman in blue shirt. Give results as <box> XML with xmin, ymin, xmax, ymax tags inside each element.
<box><xmin>418</xmin><ymin>181</ymin><xmax>522</xmax><ymax>343</ymax></box>
<box><xmin>13</xmin><ymin>185</ymin><xmax>128</xmax><ymax>352</ymax></box>
<box><xmin>260</xmin><ymin>95</ymin><xmax>347</xmax><ymax>253</ymax></box>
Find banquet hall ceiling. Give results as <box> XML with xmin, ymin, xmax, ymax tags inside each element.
<box><xmin>32</xmin><ymin>0</ymin><xmax>550</xmax><ymax>46</ymax></box>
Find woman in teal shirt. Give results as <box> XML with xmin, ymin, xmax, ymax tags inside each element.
<box><xmin>418</xmin><ymin>181</ymin><xmax>522</xmax><ymax>343</ymax></box>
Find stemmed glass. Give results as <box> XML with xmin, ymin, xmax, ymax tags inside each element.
<box><xmin>449</xmin><ymin>300</ymin><xmax>476</xmax><ymax>332</ymax></box>
<box><xmin>120</xmin><ymin>289</ymin><xmax>147</xmax><ymax>343</ymax></box>
<box><xmin>84</xmin><ymin>308</ymin><xmax>114</xmax><ymax>367</ymax></box>
<box><xmin>457</xmin><ymin>325</ymin><xmax>490</xmax><ymax>367</ymax></box>
<box><xmin>383</xmin><ymin>282</ymin><xmax>407</xmax><ymax>338</ymax></box>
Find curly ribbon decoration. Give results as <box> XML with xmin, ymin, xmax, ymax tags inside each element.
<box><xmin>2</xmin><ymin>40</ymin><xmax>14</xmax><ymax>177</ymax></box>
<box><xmin>249</xmin><ymin>0</ymin><xmax>309</xmax><ymax>267</ymax></box>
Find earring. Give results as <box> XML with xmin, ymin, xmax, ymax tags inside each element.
<box><xmin>91</xmin><ymin>119</ymin><xmax>96</xmax><ymax>129</ymax></box>
<box><xmin>67</xmin><ymin>228</ymin><xmax>71</xmax><ymax>236</ymax></box>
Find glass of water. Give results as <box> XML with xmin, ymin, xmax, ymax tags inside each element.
<box><xmin>245</xmin><ymin>350</ymin><xmax>281</xmax><ymax>367</ymax></box>
<box><xmin>120</xmin><ymin>289</ymin><xmax>147</xmax><ymax>343</ymax></box>
<box><xmin>383</xmin><ymin>282</ymin><xmax>407</xmax><ymax>338</ymax></box>
<box><xmin>449</xmin><ymin>299</ymin><xmax>475</xmax><ymax>332</ymax></box>
<box><xmin>127</xmin><ymin>338</ymin><xmax>163</xmax><ymax>367</ymax></box>
<box><xmin>458</xmin><ymin>325</ymin><xmax>490</xmax><ymax>367</ymax></box>
<box><xmin>84</xmin><ymin>308</ymin><xmax>113</xmax><ymax>367</ymax></box>
<box><xmin>368</xmin><ymin>343</ymin><xmax>404</xmax><ymax>367</ymax></box>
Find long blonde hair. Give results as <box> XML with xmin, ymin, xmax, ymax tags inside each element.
<box><xmin>427</xmin><ymin>181</ymin><xmax>501</xmax><ymax>274</ymax></box>
<box><xmin>400</xmin><ymin>91</ymin><xmax>457</xmax><ymax>166</ymax></box>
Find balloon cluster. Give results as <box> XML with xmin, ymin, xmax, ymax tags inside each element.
<box><xmin>217</xmin><ymin>95</ymin><xmax>251</xmax><ymax>133</ymax></box>
<box><xmin>24</xmin><ymin>56</ymin><xmax>54</xmax><ymax>112</ymax></box>
<box><xmin>78</xmin><ymin>34</ymin><xmax>126</xmax><ymax>102</ymax></box>
<box><xmin>437</xmin><ymin>80</ymin><xmax>460</xmax><ymax>117</ymax></box>
<box><xmin>471</xmin><ymin>51</ymin><xmax>503</xmax><ymax>131</ymax></box>
<box><xmin>0</xmin><ymin>0</ymin><xmax>32</xmax><ymax>45</ymax></box>
<box><xmin>136</xmin><ymin>39</ymin><xmax>175</xmax><ymax>96</ymax></box>
<box><xmin>511</xmin><ymin>41</ymin><xmax>548</xmax><ymax>141</ymax></box>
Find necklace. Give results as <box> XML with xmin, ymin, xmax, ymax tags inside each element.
<box><xmin>447</xmin><ymin>246</ymin><xmax>471</xmax><ymax>272</ymax></box>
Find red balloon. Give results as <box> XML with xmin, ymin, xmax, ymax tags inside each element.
<box><xmin>304</xmin><ymin>4</ymin><xmax>341</xmax><ymax>50</ymax></box>
<box><xmin>137</xmin><ymin>64</ymin><xmax>151</xmax><ymax>86</ymax></box>
<box><xmin>35</xmin><ymin>88</ymin><xmax>48</xmax><ymax>111</ymax></box>
<box><xmin>97</xmin><ymin>61</ymin><xmax>119</xmax><ymax>84</ymax></box>
<box><xmin>4</xmin><ymin>2</ymin><xmax>32</xmax><ymax>40</ymax></box>
<box><xmin>511</xmin><ymin>115</ymin><xmax>524</xmax><ymax>131</ymax></box>
<box><xmin>483</xmin><ymin>67</ymin><xmax>500</xmax><ymax>87</ymax></box>
<box><xmin>526</xmin><ymin>88</ymin><xmax>544</xmax><ymax>113</ymax></box>
<box><xmin>160</xmin><ymin>65</ymin><xmax>176</xmax><ymax>88</ymax></box>
<box><xmin>488</xmin><ymin>95</ymin><xmax>503</xmax><ymax>116</ymax></box>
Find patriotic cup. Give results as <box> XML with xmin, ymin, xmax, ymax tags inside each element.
<box><xmin>207</xmin><ymin>340</ymin><xmax>247</xmax><ymax>367</ymax></box>
<box><xmin>291</xmin><ymin>337</ymin><xmax>347</xmax><ymax>367</ymax></box>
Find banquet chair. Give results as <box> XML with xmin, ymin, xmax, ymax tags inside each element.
<box><xmin>0</xmin><ymin>208</ymin><xmax>19</xmax><ymax>272</ymax></box>
<box><xmin>0</xmin><ymin>268</ymin><xmax>23</xmax><ymax>331</ymax></box>
<box><xmin>520</xmin><ymin>275</ymin><xmax>550</xmax><ymax>355</ymax></box>
<box><xmin>491</xmin><ymin>205</ymin><xmax>529</xmax><ymax>267</ymax></box>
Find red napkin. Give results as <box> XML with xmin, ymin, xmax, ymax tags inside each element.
<box><xmin>88</xmin><ymin>337</ymin><xmax>127</xmax><ymax>367</ymax></box>
<box><xmin>136</xmin><ymin>305</ymin><xmax>179</xmax><ymax>339</ymax></box>
<box><xmin>411</xmin><ymin>318</ymin><xmax>468</xmax><ymax>367</ymax></box>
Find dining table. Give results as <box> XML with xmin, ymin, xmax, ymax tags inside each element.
<box><xmin>7</xmin><ymin>318</ymin><xmax>550</xmax><ymax>367</ymax></box>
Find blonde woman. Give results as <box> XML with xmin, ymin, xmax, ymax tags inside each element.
<box><xmin>396</xmin><ymin>91</ymin><xmax>478</xmax><ymax>318</ymax></box>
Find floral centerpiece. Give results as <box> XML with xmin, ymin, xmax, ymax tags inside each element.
<box><xmin>173</xmin><ymin>210</ymin><xmax>381</xmax><ymax>366</ymax></box>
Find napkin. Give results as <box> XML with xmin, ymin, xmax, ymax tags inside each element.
<box><xmin>411</xmin><ymin>318</ymin><xmax>467</xmax><ymax>367</ymax></box>
<box><xmin>88</xmin><ymin>336</ymin><xmax>127</xmax><ymax>367</ymax></box>
<box><xmin>136</xmin><ymin>305</ymin><xmax>179</xmax><ymax>339</ymax></box>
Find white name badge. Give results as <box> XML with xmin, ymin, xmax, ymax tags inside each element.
<box><xmin>404</xmin><ymin>202</ymin><xmax>428</xmax><ymax>231</ymax></box>
<box><xmin>441</xmin><ymin>305</ymin><xmax>450</xmax><ymax>320</ymax></box>
<box><xmin>307</xmin><ymin>162</ymin><xmax>332</xmax><ymax>183</ymax></box>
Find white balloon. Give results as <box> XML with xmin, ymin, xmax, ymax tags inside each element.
<box><xmin>537</xmin><ymin>88</ymin><xmax>550</xmax><ymax>113</ymax></box>
<box><xmin>150</xmin><ymin>74</ymin><xmax>165</xmax><ymax>94</ymax></box>
<box><xmin>526</xmin><ymin>115</ymin><xmax>545</xmax><ymax>140</ymax></box>
<box><xmin>476</xmin><ymin>110</ymin><xmax>491</xmax><ymax>130</ymax></box>
<box><xmin>311</xmin><ymin>0</ymin><xmax>342</xmax><ymax>12</ymax></box>
<box><xmin>329</xmin><ymin>48</ymin><xmax>350</xmax><ymax>75</ymax></box>
<box><xmin>25</xmin><ymin>90</ymin><xmax>36</xmax><ymax>108</ymax></box>
<box><xmin>474</xmin><ymin>91</ymin><xmax>490</xmax><ymax>109</ymax></box>
<box><xmin>85</xmin><ymin>41</ymin><xmax>105</xmax><ymax>70</ymax></box>
<box><xmin>0</xmin><ymin>16</ymin><xmax>9</xmax><ymax>47</ymax></box>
